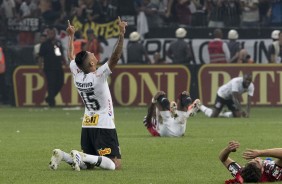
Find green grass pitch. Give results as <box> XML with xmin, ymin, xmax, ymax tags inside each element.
<box><xmin>0</xmin><ymin>106</ymin><xmax>282</xmax><ymax>184</ymax></box>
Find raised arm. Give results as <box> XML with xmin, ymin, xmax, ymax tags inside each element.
<box><xmin>219</xmin><ymin>141</ymin><xmax>240</xmax><ymax>168</ymax></box>
<box><xmin>108</xmin><ymin>17</ymin><xmax>127</xmax><ymax>71</ymax></box>
<box><xmin>66</xmin><ymin>20</ymin><xmax>75</xmax><ymax>61</ymax></box>
<box><xmin>243</xmin><ymin>148</ymin><xmax>282</xmax><ymax>166</ymax></box>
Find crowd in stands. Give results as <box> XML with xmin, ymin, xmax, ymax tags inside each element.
<box><xmin>0</xmin><ymin>0</ymin><xmax>282</xmax><ymax>44</ymax></box>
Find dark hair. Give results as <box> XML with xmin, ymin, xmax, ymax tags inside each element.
<box><xmin>241</xmin><ymin>162</ymin><xmax>261</xmax><ymax>183</ymax></box>
<box><xmin>75</xmin><ymin>51</ymin><xmax>88</xmax><ymax>68</ymax></box>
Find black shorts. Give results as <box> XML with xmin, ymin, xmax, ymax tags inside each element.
<box><xmin>214</xmin><ymin>95</ymin><xmax>238</xmax><ymax>112</ymax></box>
<box><xmin>81</xmin><ymin>128</ymin><xmax>121</xmax><ymax>159</ymax></box>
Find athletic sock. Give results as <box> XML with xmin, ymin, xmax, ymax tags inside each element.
<box><xmin>62</xmin><ymin>151</ymin><xmax>73</xmax><ymax>164</ymax></box>
<box><xmin>200</xmin><ymin>105</ymin><xmax>213</xmax><ymax>117</ymax></box>
<box><xmin>219</xmin><ymin>111</ymin><xmax>233</xmax><ymax>118</ymax></box>
<box><xmin>82</xmin><ymin>153</ymin><xmax>115</xmax><ymax>170</ymax></box>
<box><xmin>62</xmin><ymin>151</ymin><xmax>87</xmax><ymax>169</ymax></box>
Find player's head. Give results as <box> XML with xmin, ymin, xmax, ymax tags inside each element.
<box><xmin>243</xmin><ymin>74</ymin><xmax>252</xmax><ymax>88</ymax></box>
<box><xmin>75</xmin><ymin>51</ymin><xmax>98</xmax><ymax>74</ymax></box>
<box><xmin>241</xmin><ymin>158</ymin><xmax>263</xmax><ymax>182</ymax></box>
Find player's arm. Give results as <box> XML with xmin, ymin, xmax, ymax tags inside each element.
<box><xmin>219</xmin><ymin>141</ymin><xmax>240</xmax><ymax>168</ymax></box>
<box><xmin>232</xmin><ymin>91</ymin><xmax>242</xmax><ymax>112</ymax></box>
<box><xmin>108</xmin><ymin>17</ymin><xmax>127</xmax><ymax>71</ymax></box>
<box><xmin>243</xmin><ymin>148</ymin><xmax>282</xmax><ymax>167</ymax></box>
<box><xmin>66</xmin><ymin>20</ymin><xmax>75</xmax><ymax>61</ymax></box>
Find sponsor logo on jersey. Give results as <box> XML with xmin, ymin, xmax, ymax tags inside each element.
<box><xmin>76</xmin><ymin>82</ymin><xmax>93</xmax><ymax>88</ymax></box>
<box><xmin>98</xmin><ymin>148</ymin><xmax>111</xmax><ymax>156</ymax></box>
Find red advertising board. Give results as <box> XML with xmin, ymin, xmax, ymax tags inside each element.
<box><xmin>13</xmin><ymin>65</ymin><xmax>191</xmax><ymax>107</ymax></box>
<box><xmin>198</xmin><ymin>64</ymin><xmax>282</xmax><ymax>106</ymax></box>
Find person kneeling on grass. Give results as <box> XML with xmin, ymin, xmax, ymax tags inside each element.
<box><xmin>199</xmin><ymin>74</ymin><xmax>254</xmax><ymax>118</ymax></box>
<box><xmin>143</xmin><ymin>91</ymin><xmax>201</xmax><ymax>137</ymax></box>
<box><xmin>220</xmin><ymin>141</ymin><xmax>282</xmax><ymax>183</ymax></box>
<box><xmin>49</xmin><ymin>149</ymin><xmax>115</xmax><ymax>171</ymax></box>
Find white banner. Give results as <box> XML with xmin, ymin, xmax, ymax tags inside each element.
<box><xmin>99</xmin><ymin>38</ymin><xmax>273</xmax><ymax>64</ymax></box>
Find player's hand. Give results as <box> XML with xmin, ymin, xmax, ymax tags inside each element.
<box><xmin>243</xmin><ymin>149</ymin><xmax>260</xmax><ymax>160</ymax></box>
<box><xmin>242</xmin><ymin>111</ymin><xmax>249</xmax><ymax>118</ymax></box>
<box><xmin>66</xmin><ymin>20</ymin><xmax>75</xmax><ymax>36</ymax></box>
<box><xmin>118</xmin><ymin>16</ymin><xmax>127</xmax><ymax>35</ymax></box>
<box><xmin>227</xmin><ymin>141</ymin><xmax>240</xmax><ymax>152</ymax></box>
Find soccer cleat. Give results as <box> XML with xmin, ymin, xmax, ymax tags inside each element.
<box><xmin>188</xmin><ymin>99</ymin><xmax>201</xmax><ymax>117</ymax></box>
<box><xmin>179</xmin><ymin>92</ymin><xmax>192</xmax><ymax>107</ymax></box>
<box><xmin>70</xmin><ymin>150</ymin><xmax>82</xmax><ymax>171</ymax></box>
<box><xmin>49</xmin><ymin>149</ymin><xmax>63</xmax><ymax>170</ymax></box>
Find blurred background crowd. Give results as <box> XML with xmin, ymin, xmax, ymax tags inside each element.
<box><xmin>0</xmin><ymin>0</ymin><xmax>281</xmax><ymax>45</ymax></box>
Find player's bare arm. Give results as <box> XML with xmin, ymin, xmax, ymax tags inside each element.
<box><xmin>232</xmin><ymin>92</ymin><xmax>242</xmax><ymax>113</ymax></box>
<box><xmin>219</xmin><ymin>141</ymin><xmax>240</xmax><ymax>168</ymax></box>
<box><xmin>243</xmin><ymin>148</ymin><xmax>282</xmax><ymax>167</ymax></box>
<box><xmin>66</xmin><ymin>20</ymin><xmax>75</xmax><ymax>61</ymax></box>
<box><xmin>108</xmin><ymin>16</ymin><xmax>127</xmax><ymax>71</ymax></box>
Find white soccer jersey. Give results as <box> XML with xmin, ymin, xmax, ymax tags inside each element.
<box><xmin>70</xmin><ymin>60</ymin><xmax>115</xmax><ymax>129</ymax></box>
<box><xmin>156</xmin><ymin>109</ymin><xmax>188</xmax><ymax>137</ymax></box>
<box><xmin>217</xmin><ymin>77</ymin><xmax>254</xmax><ymax>100</ymax></box>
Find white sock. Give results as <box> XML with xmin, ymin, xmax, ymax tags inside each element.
<box><xmin>219</xmin><ymin>111</ymin><xmax>233</xmax><ymax>118</ymax></box>
<box><xmin>200</xmin><ymin>105</ymin><xmax>213</xmax><ymax>117</ymax></box>
<box><xmin>62</xmin><ymin>151</ymin><xmax>87</xmax><ymax>169</ymax></box>
<box><xmin>82</xmin><ymin>153</ymin><xmax>115</xmax><ymax>170</ymax></box>
<box><xmin>62</xmin><ymin>151</ymin><xmax>73</xmax><ymax>164</ymax></box>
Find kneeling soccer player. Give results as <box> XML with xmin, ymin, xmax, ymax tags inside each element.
<box><xmin>143</xmin><ymin>91</ymin><xmax>200</xmax><ymax>137</ymax></box>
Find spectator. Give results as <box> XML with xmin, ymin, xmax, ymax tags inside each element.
<box><xmin>167</xmin><ymin>28</ymin><xmax>194</xmax><ymax>64</ymax></box>
<box><xmin>153</xmin><ymin>52</ymin><xmax>166</xmax><ymax>64</ymax></box>
<box><xmin>33</xmin><ymin>32</ymin><xmax>47</xmax><ymax>63</ymax></box>
<box><xmin>126</xmin><ymin>31</ymin><xmax>151</xmax><ymax>64</ymax></box>
<box><xmin>227</xmin><ymin>29</ymin><xmax>253</xmax><ymax>64</ymax></box>
<box><xmin>0</xmin><ymin>40</ymin><xmax>7</xmax><ymax>104</ymax></box>
<box><xmin>85</xmin><ymin>29</ymin><xmax>103</xmax><ymax>62</ymax></box>
<box><xmin>240</xmin><ymin>0</ymin><xmax>259</xmax><ymax>28</ymax></box>
<box><xmin>258</xmin><ymin>0</ymin><xmax>270</xmax><ymax>26</ymax></box>
<box><xmin>208</xmin><ymin>28</ymin><xmax>230</xmax><ymax>63</ymax></box>
<box><xmin>269</xmin><ymin>31</ymin><xmax>282</xmax><ymax>63</ymax></box>
<box><xmin>39</xmin><ymin>0</ymin><xmax>60</xmax><ymax>26</ymax></box>
<box><xmin>267</xmin><ymin>0</ymin><xmax>282</xmax><ymax>27</ymax></box>
<box><xmin>141</xmin><ymin>0</ymin><xmax>163</xmax><ymax>28</ymax></box>
<box><xmin>223</xmin><ymin>0</ymin><xmax>241</xmax><ymax>27</ymax></box>
<box><xmin>38</xmin><ymin>27</ymin><xmax>65</xmax><ymax>107</ymax></box>
<box><xmin>1</xmin><ymin>0</ymin><xmax>16</xmax><ymax>19</ymax></box>
<box><xmin>96</xmin><ymin>0</ymin><xmax>118</xmax><ymax>22</ymax></box>
<box><xmin>174</xmin><ymin>0</ymin><xmax>193</xmax><ymax>26</ymax></box>
<box><xmin>206</xmin><ymin>0</ymin><xmax>225</xmax><ymax>28</ymax></box>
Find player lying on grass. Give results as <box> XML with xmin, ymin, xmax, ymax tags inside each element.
<box><xmin>49</xmin><ymin>149</ymin><xmax>116</xmax><ymax>171</ymax></box>
<box><xmin>199</xmin><ymin>74</ymin><xmax>254</xmax><ymax>118</ymax></box>
<box><xmin>220</xmin><ymin>140</ymin><xmax>282</xmax><ymax>183</ymax></box>
<box><xmin>143</xmin><ymin>91</ymin><xmax>200</xmax><ymax>137</ymax></box>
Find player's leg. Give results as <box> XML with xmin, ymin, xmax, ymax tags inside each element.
<box><xmin>49</xmin><ymin>149</ymin><xmax>74</xmax><ymax>170</ymax></box>
<box><xmin>188</xmin><ymin>99</ymin><xmax>201</xmax><ymax>117</ymax></box>
<box><xmin>177</xmin><ymin>91</ymin><xmax>192</xmax><ymax>111</ymax></box>
<box><xmin>70</xmin><ymin>150</ymin><xmax>115</xmax><ymax>171</ymax></box>
<box><xmin>143</xmin><ymin>102</ymin><xmax>160</xmax><ymax>137</ymax></box>
<box><xmin>226</xmin><ymin>100</ymin><xmax>241</xmax><ymax>118</ymax></box>
<box><xmin>81</xmin><ymin>128</ymin><xmax>120</xmax><ymax>170</ymax></box>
